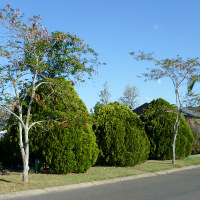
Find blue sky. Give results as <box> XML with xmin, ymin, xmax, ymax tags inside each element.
<box><xmin>1</xmin><ymin>0</ymin><xmax>200</xmax><ymax>110</ymax></box>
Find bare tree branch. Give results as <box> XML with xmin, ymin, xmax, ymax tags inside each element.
<box><xmin>0</xmin><ymin>106</ymin><xmax>25</xmax><ymax>128</ymax></box>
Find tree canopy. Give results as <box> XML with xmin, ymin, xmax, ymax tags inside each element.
<box><xmin>99</xmin><ymin>81</ymin><xmax>111</xmax><ymax>106</ymax></box>
<box><xmin>119</xmin><ymin>85</ymin><xmax>139</xmax><ymax>109</ymax></box>
<box><xmin>0</xmin><ymin>4</ymin><xmax>102</xmax><ymax>182</ymax></box>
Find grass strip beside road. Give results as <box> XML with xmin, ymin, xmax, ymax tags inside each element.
<box><xmin>0</xmin><ymin>155</ymin><xmax>200</xmax><ymax>194</ymax></box>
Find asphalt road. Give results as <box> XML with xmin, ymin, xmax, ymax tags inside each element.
<box><xmin>11</xmin><ymin>167</ymin><xmax>200</xmax><ymax>200</ymax></box>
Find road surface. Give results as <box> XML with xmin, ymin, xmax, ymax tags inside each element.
<box><xmin>11</xmin><ymin>167</ymin><xmax>200</xmax><ymax>200</ymax></box>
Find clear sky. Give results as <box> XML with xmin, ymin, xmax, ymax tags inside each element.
<box><xmin>1</xmin><ymin>0</ymin><xmax>200</xmax><ymax>111</ymax></box>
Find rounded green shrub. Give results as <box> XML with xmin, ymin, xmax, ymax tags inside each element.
<box><xmin>93</xmin><ymin>102</ymin><xmax>150</xmax><ymax>166</ymax></box>
<box><xmin>140</xmin><ymin>98</ymin><xmax>193</xmax><ymax>160</ymax></box>
<box><xmin>36</xmin><ymin>123</ymin><xmax>98</xmax><ymax>174</ymax></box>
<box><xmin>187</xmin><ymin>118</ymin><xmax>200</xmax><ymax>155</ymax></box>
<box><xmin>6</xmin><ymin>78</ymin><xmax>99</xmax><ymax>173</ymax></box>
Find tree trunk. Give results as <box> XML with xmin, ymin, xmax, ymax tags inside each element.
<box><xmin>20</xmin><ymin>70</ymin><xmax>37</xmax><ymax>182</ymax></box>
<box><xmin>172</xmin><ymin>113</ymin><xmax>181</xmax><ymax>164</ymax></box>
<box><xmin>23</xmin><ymin>156</ymin><xmax>29</xmax><ymax>182</ymax></box>
<box><xmin>19</xmin><ymin>122</ymin><xmax>30</xmax><ymax>182</ymax></box>
<box><xmin>172</xmin><ymin>132</ymin><xmax>177</xmax><ymax>164</ymax></box>
<box><xmin>172</xmin><ymin>86</ymin><xmax>181</xmax><ymax>164</ymax></box>
<box><xmin>23</xmin><ymin>127</ymin><xmax>30</xmax><ymax>182</ymax></box>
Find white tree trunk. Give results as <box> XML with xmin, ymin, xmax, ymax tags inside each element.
<box><xmin>172</xmin><ymin>124</ymin><xmax>177</xmax><ymax>164</ymax></box>
<box><xmin>23</xmin><ymin>127</ymin><xmax>29</xmax><ymax>182</ymax></box>
<box><xmin>18</xmin><ymin>123</ymin><xmax>30</xmax><ymax>182</ymax></box>
<box><xmin>21</xmin><ymin>70</ymin><xmax>37</xmax><ymax>182</ymax></box>
<box><xmin>22</xmin><ymin>154</ymin><xmax>29</xmax><ymax>182</ymax></box>
<box><xmin>172</xmin><ymin>86</ymin><xmax>181</xmax><ymax>164</ymax></box>
<box><xmin>172</xmin><ymin>113</ymin><xmax>181</xmax><ymax>164</ymax></box>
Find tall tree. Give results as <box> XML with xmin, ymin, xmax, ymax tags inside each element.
<box><xmin>119</xmin><ymin>85</ymin><xmax>139</xmax><ymax>109</ymax></box>
<box><xmin>130</xmin><ymin>51</ymin><xmax>200</xmax><ymax>164</ymax></box>
<box><xmin>0</xmin><ymin>4</ymin><xmax>101</xmax><ymax>182</ymax></box>
<box><xmin>99</xmin><ymin>81</ymin><xmax>111</xmax><ymax>106</ymax></box>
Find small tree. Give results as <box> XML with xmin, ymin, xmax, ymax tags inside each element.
<box><xmin>119</xmin><ymin>85</ymin><xmax>139</xmax><ymax>109</ymax></box>
<box><xmin>99</xmin><ymin>81</ymin><xmax>111</xmax><ymax>106</ymax></box>
<box><xmin>130</xmin><ymin>51</ymin><xmax>200</xmax><ymax>164</ymax></box>
<box><xmin>0</xmin><ymin>4</ymin><xmax>101</xmax><ymax>182</ymax></box>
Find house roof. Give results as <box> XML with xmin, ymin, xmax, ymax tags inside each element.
<box><xmin>182</xmin><ymin>107</ymin><xmax>200</xmax><ymax>117</ymax></box>
<box><xmin>132</xmin><ymin>103</ymin><xmax>149</xmax><ymax>115</ymax></box>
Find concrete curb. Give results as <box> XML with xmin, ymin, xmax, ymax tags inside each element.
<box><xmin>1</xmin><ymin>164</ymin><xmax>200</xmax><ymax>200</ymax></box>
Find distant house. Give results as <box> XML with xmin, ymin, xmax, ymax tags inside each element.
<box><xmin>182</xmin><ymin>107</ymin><xmax>200</xmax><ymax>146</ymax></box>
<box><xmin>182</xmin><ymin>107</ymin><xmax>200</xmax><ymax>118</ymax></box>
<box><xmin>133</xmin><ymin>103</ymin><xmax>200</xmax><ymax>119</ymax></box>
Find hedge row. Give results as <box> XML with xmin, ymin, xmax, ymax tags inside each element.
<box><xmin>0</xmin><ymin>92</ymin><xmax>194</xmax><ymax>173</ymax></box>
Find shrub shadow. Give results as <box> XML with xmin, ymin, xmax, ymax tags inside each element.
<box><xmin>0</xmin><ymin>179</ymin><xmax>11</xmax><ymax>183</ymax></box>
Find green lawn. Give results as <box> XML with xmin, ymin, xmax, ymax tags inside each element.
<box><xmin>0</xmin><ymin>155</ymin><xmax>200</xmax><ymax>195</ymax></box>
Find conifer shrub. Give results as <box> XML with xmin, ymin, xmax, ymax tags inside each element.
<box><xmin>0</xmin><ymin>124</ymin><xmax>22</xmax><ymax>168</ymax></box>
<box><xmin>140</xmin><ymin>98</ymin><xmax>193</xmax><ymax>160</ymax></box>
<box><xmin>93</xmin><ymin>102</ymin><xmax>150</xmax><ymax>166</ymax></box>
<box><xmin>33</xmin><ymin>123</ymin><xmax>98</xmax><ymax>174</ymax></box>
<box><xmin>187</xmin><ymin>118</ymin><xmax>200</xmax><ymax>155</ymax></box>
<box><xmin>6</xmin><ymin>78</ymin><xmax>99</xmax><ymax>173</ymax></box>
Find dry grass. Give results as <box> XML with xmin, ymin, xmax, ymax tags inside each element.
<box><xmin>0</xmin><ymin>155</ymin><xmax>200</xmax><ymax>194</ymax></box>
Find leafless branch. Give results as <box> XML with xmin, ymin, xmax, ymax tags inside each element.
<box><xmin>28</xmin><ymin>118</ymin><xmax>62</xmax><ymax>131</ymax></box>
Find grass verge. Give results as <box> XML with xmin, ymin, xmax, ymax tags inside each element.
<box><xmin>0</xmin><ymin>155</ymin><xmax>200</xmax><ymax>194</ymax></box>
